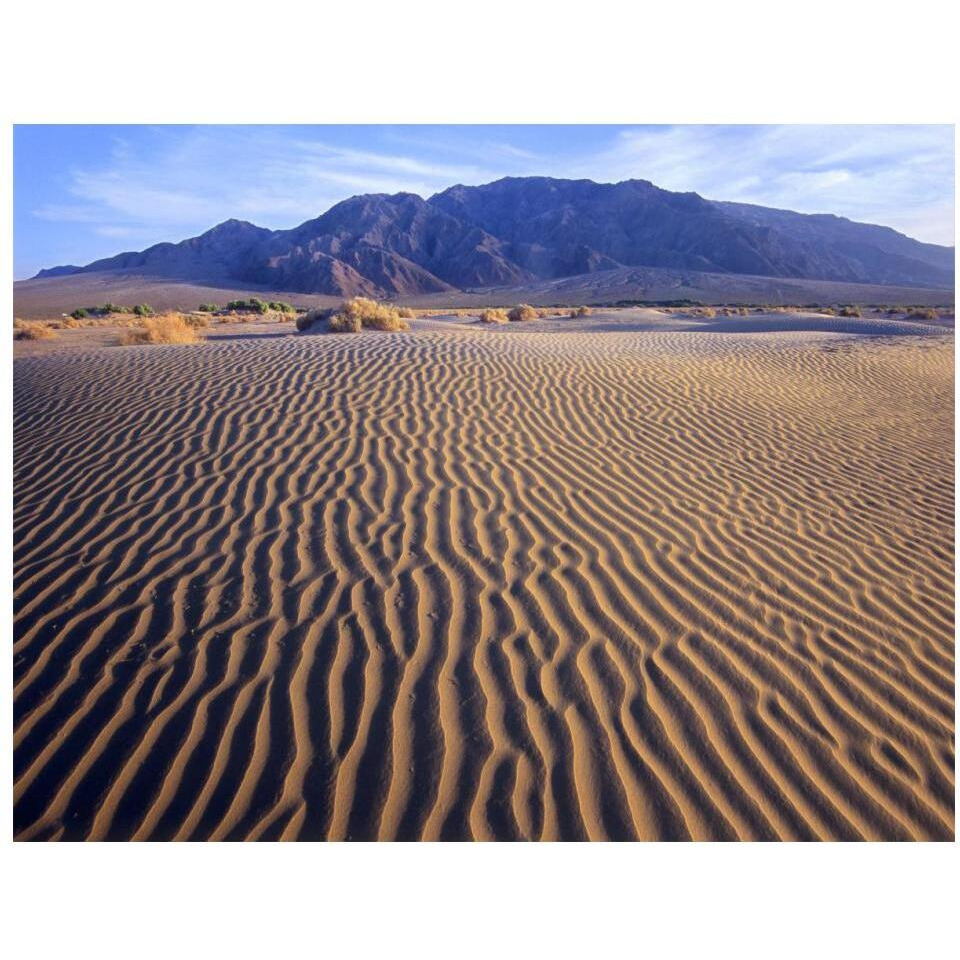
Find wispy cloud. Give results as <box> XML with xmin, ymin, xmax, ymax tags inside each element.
<box><xmin>557</xmin><ymin>125</ymin><xmax>954</xmax><ymax>243</ymax></box>
<box><xmin>18</xmin><ymin>124</ymin><xmax>954</xmax><ymax>278</ymax></box>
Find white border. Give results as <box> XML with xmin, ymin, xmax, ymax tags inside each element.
<box><xmin>2</xmin><ymin>2</ymin><xmax>957</xmax><ymax>959</ymax></box>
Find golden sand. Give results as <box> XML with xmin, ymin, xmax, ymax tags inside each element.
<box><xmin>13</xmin><ymin>318</ymin><xmax>954</xmax><ymax>840</ymax></box>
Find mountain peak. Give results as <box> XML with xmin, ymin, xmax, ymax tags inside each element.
<box><xmin>30</xmin><ymin>175</ymin><xmax>955</xmax><ymax>293</ymax></box>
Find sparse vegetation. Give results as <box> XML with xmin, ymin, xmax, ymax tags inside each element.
<box><xmin>907</xmin><ymin>307</ymin><xmax>938</xmax><ymax>321</ymax></box>
<box><xmin>340</xmin><ymin>297</ymin><xmax>410</xmax><ymax>331</ymax></box>
<box><xmin>198</xmin><ymin>302</ymin><xmax>220</xmax><ymax>312</ymax></box>
<box><xmin>132</xmin><ymin>303</ymin><xmax>154</xmax><ymax>317</ymax></box>
<box><xmin>479</xmin><ymin>308</ymin><xmax>509</xmax><ymax>324</ymax></box>
<box><xmin>121</xmin><ymin>313</ymin><xmax>200</xmax><ymax>345</ymax></box>
<box><xmin>838</xmin><ymin>305</ymin><xmax>862</xmax><ymax>318</ymax></box>
<box><xmin>70</xmin><ymin>308</ymin><xmax>90</xmax><ymax>320</ymax></box>
<box><xmin>268</xmin><ymin>301</ymin><xmax>296</xmax><ymax>314</ymax></box>
<box><xmin>328</xmin><ymin>313</ymin><xmax>363</xmax><ymax>334</ymax></box>
<box><xmin>297</xmin><ymin>298</ymin><xmax>410</xmax><ymax>334</ymax></box>
<box><xmin>508</xmin><ymin>304</ymin><xmax>539</xmax><ymax>322</ymax></box>
<box><xmin>295</xmin><ymin>307</ymin><xmax>329</xmax><ymax>332</ymax></box>
<box><xmin>14</xmin><ymin>321</ymin><xmax>56</xmax><ymax>340</ymax></box>
<box><xmin>226</xmin><ymin>298</ymin><xmax>270</xmax><ymax>314</ymax></box>
<box><xmin>396</xmin><ymin>307</ymin><xmax>416</xmax><ymax>319</ymax></box>
<box><xmin>569</xmin><ymin>306</ymin><xmax>591</xmax><ymax>318</ymax></box>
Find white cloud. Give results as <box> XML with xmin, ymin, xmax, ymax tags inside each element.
<box><xmin>30</xmin><ymin>124</ymin><xmax>955</xmax><ymax>260</ymax></box>
<box><xmin>555</xmin><ymin>125</ymin><xmax>954</xmax><ymax>243</ymax></box>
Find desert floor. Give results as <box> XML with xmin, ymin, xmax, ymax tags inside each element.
<box><xmin>13</xmin><ymin>310</ymin><xmax>955</xmax><ymax>840</ymax></box>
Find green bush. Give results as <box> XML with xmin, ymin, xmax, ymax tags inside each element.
<box><xmin>838</xmin><ymin>305</ymin><xmax>861</xmax><ymax>318</ymax></box>
<box><xmin>70</xmin><ymin>308</ymin><xmax>89</xmax><ymax>320</ymax></box>
<box><xmin>198</xmin><ymin>302</ymin><xmax>220</xmax><ymax>313</ymax></box>
<box><xmin>132</xmin><ymin>303</ymin><xmax>154</xmax><ymax>317</ymax></box>
<box><xmin>226</xmin><ymin>298</ymin><xmax>270</xmax><ymax>314</ymax></box>
<box><xmin>267</xmin><ymin>301</ymin><xmax>296</xmax><ymax>314</ymax></box>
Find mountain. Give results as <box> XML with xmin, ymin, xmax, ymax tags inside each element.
<box><xmin>33</xmin><ymin>176</ymin><xmax>954</xmax><ymax>296</ymax></box>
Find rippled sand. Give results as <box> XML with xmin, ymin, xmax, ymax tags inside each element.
<box><xmin>13</xmin><ymin>318</ymin><xmax>955</xmax><ymax>840</ymax></box>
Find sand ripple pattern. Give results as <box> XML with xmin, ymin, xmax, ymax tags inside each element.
<box><xmin>13</xmin><ymin>329</ymin><xmax>955</xmax><ymax>840</ymax></box>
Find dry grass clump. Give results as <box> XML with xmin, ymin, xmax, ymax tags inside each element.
<box><xmin>297</xmin><ymin>298</ymin><xmax>410</xmax><ymax>334</ymax></box>
<box><xmin>396</xmin><ymin>307</ymin><xmax>416</xmax><ymax>319</ymax></box>
<box><xmin>838</xmin><ymin>305</ymin><xmax>862</xmax><ymax>318</ymax></box>
<box><xmin>121</xmin><ymin>313</ymin><xmax>200</xmax><ymax>346</ymax></box>
<box><xmin>329</xmin><ymin>313</ymin><xmax>362</xmax><ymax>334</ymax></box>
<box><xmin>508</xmin><ymin>304</ymin><xmax>539</xmax><ymax>322</ymax></box>
<box><xmin>14</xmin><ymin>321</ymin><xmax>56</xmax><ymax>340</ymax></box>
<box><xmin>340</xmin><ymin>297</ymin><xmax>410</xmax><ymax>331</ymax></box>
<box><xmin>479</xmin><ymin>308</ymin><xmax>509</xmax><ymax>324</ymax></box>
<box><xmin>907</xmin><ymin>307</ymin><xmax>938</xmax><ymax>321</ymax></box>
<box><xmin>295</xmin><ymin>307</ymin><xmax>330</xmax><ymax>331</ymax></box>
<box><xmin>568</xmin><ymin>305</ymin><xmax>591</xmax><ymax>318</ymax></box>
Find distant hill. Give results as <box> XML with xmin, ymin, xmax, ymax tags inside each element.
<box><xmin>27</xmin><ymin>176</ymin><xmax>955</xmax><ymax>299</ymax></box>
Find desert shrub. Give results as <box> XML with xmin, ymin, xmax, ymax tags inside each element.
<box><xmin>183</xmin><ymin>313</ymin><xmax>210</xmax><ymax>328</ymax></box>
<box><xmin>198</xmin><ymin>302</ymin><xmax>220</xmax><ymax>313</ymax></box>
<box><xmin>296</xmin><ymin>298</ymin><xmax>410</xmax><ymax>333</ymax></box>
<box><xmin>15</xmin><ymin>322</ymin><xmax>56</xmax><ymax>340</ymax></box>
<box><xmin>907</xmin><ymin>307</ymin><xmax>937</xmax><ymax>320</ymax></box>
<box><xmin>818</xmin><ymin>306</ymin><xmax>836</xmax><ymax>316</ymax></box>
<box><xmin>339</xmin><ymin>297</ymin><xmax>410</xmax><ymax>331</ymax></box>
<box><xmin>132</xmin><ymin>303</ymin><xmax>154</xmax><ymax>317</ymax></box>
<box><xmin>328</xmin><ymin>313</ymin><xmax>363</xmax><ymax>334</ymax></box>
<box><xmin>295</xmin><ymin>307</ymin><xmax>332</xmax><ymax>332</ymax></box>
<box><xmin>268</xmin><ymin>301</ymin><xmax>296</xmax><ymax>314</ymax></box>
<box><xmin>121</xmin><ymin>313</ymin><xmax>199</xmax><ymax>345</ymax></box>
<box><xmin>226</xmin><ymin>298</ymin><xmax>270</xmax><ymax>314</ymax></box>
<box><xmin>838</xmin><ymin>305</ymin><xmax>862</xmax><ymax>318</ymax></box>
<box><xmin>508</xmin><ymin>304</ymin><xmax>538</xmax><ymax>322</ymax></box>
<box><xmin>70</xmin><ymin>308</ymin><xmax>89</xmax><ymax>320</ymax></box>
<box><xmin>568</xmin><ymin>305</ymin><xmax>591</xmax><ymax>318</ymax></box>
<box><xmin>479</xmin><ymin>308</ymin><xmax>509</xmax><ymax>324</ymax></box>
<box><xmin>396</xmin><ymin>306</ymin><xmax>416</xmax><ymax>319</ymax></box>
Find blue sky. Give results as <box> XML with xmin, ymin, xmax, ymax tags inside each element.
<box><xmin>14</xmin><ymin>124</ymin><xmax>955</xmax><ymax>279</ymax></box>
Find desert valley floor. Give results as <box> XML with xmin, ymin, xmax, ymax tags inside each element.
<box><xmin>12</xmin><ymin>309</ymin><xmax>955</xmax><ymax>840</ymax></box>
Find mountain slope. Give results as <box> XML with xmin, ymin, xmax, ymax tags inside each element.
<box><xmin>32</xmin><ymin>176</ymin><xmax>954</xmax><ymax>296</ymax></box>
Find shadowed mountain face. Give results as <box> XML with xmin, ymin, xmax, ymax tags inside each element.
<box><xmin>35</xmin><ymin>177</ymin><xmax>955</xmax><ymax>295</ymax></box>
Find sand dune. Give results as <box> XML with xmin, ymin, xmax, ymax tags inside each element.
<box><xmin>13</xmin><ymin>317</ymin><xmax>954</xmax><ymax>840</ymax></box>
